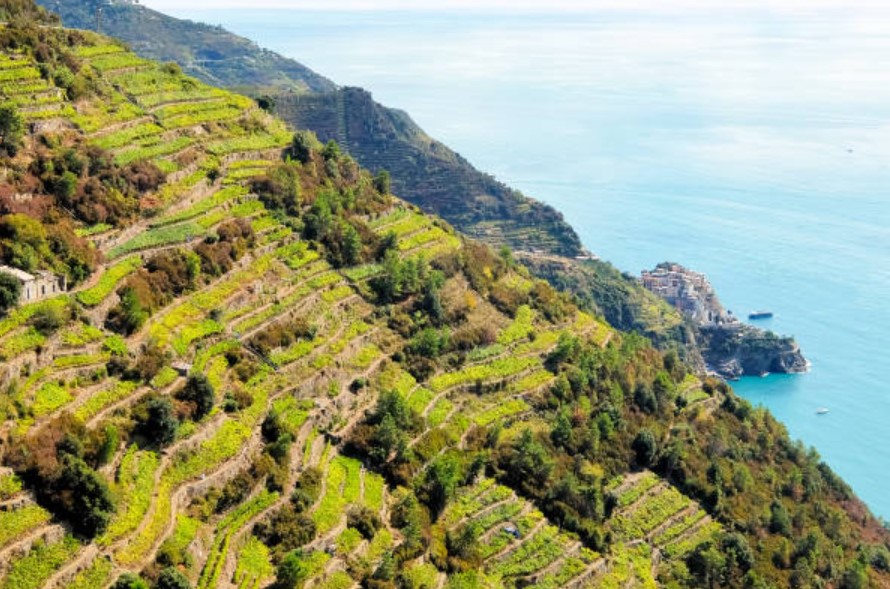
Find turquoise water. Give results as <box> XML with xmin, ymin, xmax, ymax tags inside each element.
<box><xmin>168</xmin><ymin>7</ymin><xmax>890</xmax><ymax>517</ymax></box>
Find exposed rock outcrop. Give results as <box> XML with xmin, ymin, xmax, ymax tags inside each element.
<box><xmin>699</xmin><ymin>324</ymin><xmax>808</xmax><ymax>379</ymax></box>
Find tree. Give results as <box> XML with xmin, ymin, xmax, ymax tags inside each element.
<box><xmin>687</xmin><ymin>542</ymin><xmax>727</xmax><ymax>589</ymax></box>
<box><xmin>632</xmin><ymin>429</ymin><xmax>658</xmax><ymax>467</ymax></box>
<box><xmin>256</xmin><ymin>95</ymin><xmax>276</xmax><ymax>112</ymax></box>
<box><xmin>342</xmin><ymin>222</ymin><xmax>362</xmax><ymax>266</ymax></box>
<box><xmin>374</xmin><ymin>170</ymin><xmax>391</xmax><ymax>194</ymax></box>
<box><xmin>551</xmin><ymin>409</ymin><xmax>574</xmax><ymax>450</ymax></box>
<box><xmin>142</xmin><ymin>396</ymin><xmax>178</xmax><ymax>447</ymax></box>
<box><xmin>321</xmin><ymin>139</ymin><xmax>340</xmax><ymax>161</ymax></box>
<box><xmin>290</xmin><ymin>131</ymin><xmax>315</xmax><ymax>164</ymax></box>
<box><xmin>500</xmin><ymin>429</ymin><xmax>554</xmax><ymax>497</ymax></box>
<box><xmin>106</xmin><ymin>287</ymin><xmax>148</xmax><ymax>335</ymax></box>
<box><xmin>347</xmin><ymin>505</ymin><xmax>382</xmax><ymax>539</ymax></box>
<box><xmin>155</xmin><ymin>567</ymin><xmax>191</xmax><ymax>589</ymax></box>
<box><xmin>840</xmin><ymin>562</ymin><xmax>868</xmax><ymax>589</ymax></box>
<box><xmin>634</xmin><ymin>383</ymin><xmax>657</xmax><ymax>414</ymax></box>
<box><xmin>111</xmin><ymin>573</ymin><xmax>150</xmax><ymax>589</ymax></box>
<box><xmin>177</xmin><ymin>373</ymin><xmax>215</xmax><ymax>420</ymax></box>
<box><xmin>417</xmin><ymin>453</ymin><xmax>464</xmax><ymax>519</ymax></box>
<box><xmin>0</xmin><ymin>103</ymin><xmax>23</xmax><ymax>155</ymax></box>
<box><xmin>769</xmin><ymin>500</ymin><xmax>792</xmax><ymax>536</ymax></box>
<box><xmin>51</xmin><ymin>454</ymin><xmax>115</xmax><ymax>538</ymax></box>
<box><xmin>0</xmin><ymin>271</ymin><xmax>21</xmax><ymax>314</ymax></box>
<box><xmin>409</xmin><ymin>328</ymin><xmax>448</xmax><ymax>359</ymax></box>
<box><xmin>275</xmin><ymin>550</ymin><xmax>312</xmax><ymax>589</ymax></box>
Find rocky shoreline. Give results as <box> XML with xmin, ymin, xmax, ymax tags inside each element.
<box><xmin>698</xmin><ymin>323</ymin><xmax>809</xmax><ymax>379</ymax></box>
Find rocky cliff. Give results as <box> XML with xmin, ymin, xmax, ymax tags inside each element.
<box><xmin>699</xmin><ymin>324</ymin><xmax>809</xmax><ymax>379</ymax></box>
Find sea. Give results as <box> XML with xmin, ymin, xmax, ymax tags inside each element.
<box><xmin>164</xmin><ymin>6</ymin><xmax>890</xmax><ymax>518</ymax></box>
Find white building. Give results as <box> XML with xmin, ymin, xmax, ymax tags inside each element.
<box><xmin>0</xmin><ymin>265</ymin><xmax>67</xmax><ymax>303</ymax></box>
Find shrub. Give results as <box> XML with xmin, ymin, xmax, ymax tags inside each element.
<box><xmin>0</xmin><ymin>270</ymin><xmax>22</xmax><ymax>314</ymax></box>
<box><xmin>156</xmin><ymin>567</ymin><xmax>191</xmax><ymax>589</ymax></box>
<box><xmin>111</xmin><ymin>573</ymin><xmax>149</xmax><ymax>589</ymax></box>
<box><xmin>347</xmin><ymin>505</ymin><xmax>382</xmax><ymax>540</ymax></box>
<box><xmin>0</xmin><ymin>102</ymin><xmax>23</xmax><ymax>155</ymax></box>
<box><xmin>176</xmin><ymin>373</ymin><xmax>215</xmax><ymax>420</ymax></box>
<box><xmin>138</xmin><ymin>396</ymin><xmax>178</xmax><ymax>447</ymax></box>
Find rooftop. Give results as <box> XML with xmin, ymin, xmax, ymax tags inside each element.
<box><xmin>0</xmin><ymin>265</ymin><xmax>35</xmax><ymax>282</ymax></box>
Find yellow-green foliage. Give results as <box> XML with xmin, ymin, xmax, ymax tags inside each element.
<box><xmin>198</xmin><ymin>490</ymin><xmax>279</xmax><ymax>589</ymax></box>
<box><xmin>509</xmin><ymin>370</ymin><xmax>553</xmax><ymax>392</ymax></box>
<box><xmin>398</xmin><ymin>225</ymin><xmax>452</xmax><ymax>252</ymax></box>
<box><xmin>74</xmin><ymin>43</ymin><xmax>126</xmax><ymax>58</ymax></box>
<box><xmin>73</xmin><ymin>381</ymin><xmax>138</xmax><ymax>423</ymax></box>
<box><xmin>76</xmin><ymin>256</ymin><xmax>142</xmax><ymax>306</ymax></box>
<box><xmin>67</xmin><ymin>556</ymin><xmax>114</xmax><ymax>589</ymax></box>
<box><xmin>52</xmin><ymin>353</ymin><xmax>109</xmax><ymax>369</ymax></box>
<box><xmin>401</xmin><ymin>563</ymin><xmax>440</xmax><ymax>589</ymax></box>
<box><xmin>0</xmin><ymin>504</ymin><xmax>51</xmax><ymax>549</ymax></box>
<box><xmin>488</xmin><ymin>525</ymin><xmax>565</xmax><ymax>578</ymax></box>
<box><xmin>108</xmin><ymin>220</ymin><xmax>203</xmax><ymax>259</ymax></box>
<box><xmin>597</xmin><ymin>544</ymin><xmax>657</xmax><ymax>589</ymax></box>
<box><xmin>271</xmin><ymin>396</ymin><xmax>312</xmax><ymax>433</ymax></box>
<box><xmin>0</xmin><ymin>297</ymin><xmax>68</xmax><ymax>339</ymax></box>
<box><xmin>364</xmin><ymin>471</ymin><xmax>386</xmax><ymax>512</ymax></box>
<box><xmin>315</xmin><ymin>571</ymin><xmax>354</xmax><ymax>589</ymax></box>
<box><xmin>367</xmin><ymin>528</ymin><xmax>393</xmax><ymax>562</ymax></box>
<box><xmin>32</xmin><ymin>381</ymin><xmax>72</xmax><ymax>417</ymax></box>
<box><xmin>87</xmin><ymin>52</ymin><xmax>149</xmax><ymax>73</ymax></box>
<box><xmin>429</xmin><ymin>356</ymin><xmax>538</xmax><ymax>393</ymax></box>
<box><xmin>100</xmin><ymin>447</ymin><xmax>159</xmax><ymax>545</ymax></box>
<box><xmin>115</xmin><ymin>135</ymin><xmax>194</xmax><ymax>166</ymax></box>
<box><xmin>89</xmin><ymin>122</ymin><xmax>163</xmax><ymax>150</ymax></box>
<box><xmin>235</xmin><ymin>536</ymin><xmax>274</xmax><ymax>589</ymax></box>
<box><xmin>314</xmin><ymin>455</ymin><xmax>363</xmax><ymax>534</ymax></box>
<box><xmin>206</xmin><ymin>130</ymin><xmax>291</xmax><ymax>156</ymax></box>
<box><xmin>0</xmin><ymin>535</ymin><xmax>80</xmax><ymax>589</ymax></box>
<box><xmin>60</xmin><ymin>323</ymin><xmax>105</xmax><ymax>346</ymax></box>
<box><xmin>497</xmin><ymin>305</ymin><xmax>535</xmax><ymax>345</ymax></box>
<box><xmin>155</xmin><ymin>169</ymin><xmax>208</xmax><ymax>207</ymax></box>
<box><xmin>69</xmin><ymin>97</ymin><xmax>144</xmax><ymax>134</ymax></box>
<box><xmin>0</xmin><ymin>327</ymin><xmax>45</xmax><ymax>360</ymax></box>
<box><xmin>151</xmin><ymin>366</ymin><xmax>179</xmax><ymax>389</ymax></box>
<box><xmin>336</xmin><ymin>527</ymin><xmax>363</xmax><ymax>555</ymax></box>
<box><xmin>351</xmin><ymin>343</ymin><xmax>380</xmax><ymax>369</ymax></box>
<box><xmin>473</xmin><ymin>398</ymin><xmax>529</xmax><ymax>427</ymax></box>
<box><xmin>117</xmin><ymin>387</ymin><xmax>268</xmax><ymax>566</ymax></box>
<box><xmin>151</xmin><ymin>254</ymin><xmax>273</xmax><ymax>350</ymax></box>
<box><xmin>154</xmin><ymin>185</ymin><xmax>248</xmax><ymax>227</ymax></box>
<box><xmin>0</xmin><ymin>473</ymin><xmax>23</xmax><ymax>500</ymax></box>
<box><xmin>609</xmin><ymin>484</ymin><xmax>690</xmax><ymax>540</ymax></box>
<box><xmin>161</xmin><ymin>514</ymin><xmax>201</xmax><ymax>561</ymax></box>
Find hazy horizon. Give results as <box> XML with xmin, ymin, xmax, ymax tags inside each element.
<box><xmin>141</xmin><ymin>0</ymin><xmax>890</xmax><ymax>13</ymax></box>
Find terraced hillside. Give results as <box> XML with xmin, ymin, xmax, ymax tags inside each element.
<box><xmin>0</xmin><ymin>11</ymin><xmax>888</xmax><ymax>589</ymax></box>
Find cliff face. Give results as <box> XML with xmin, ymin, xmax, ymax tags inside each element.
<box><xmin>274</xmin><ymin>88</ymin><xmax>586</xmax><ymax>257</ymax></box>
<box><xmin>699</xmin><ymin>325</ymin><xmax>809</xmax><ymax>379</ymax></box>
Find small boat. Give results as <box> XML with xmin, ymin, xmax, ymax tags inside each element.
<box><xmin>816</xmin><ymin>407</ymin><xmax>829</xmax><ymax>415</ymax></box>
<box><xmin>749</xmin><ymin>310</ymin><xmax>773</xmax><ymax>320</ymax></box>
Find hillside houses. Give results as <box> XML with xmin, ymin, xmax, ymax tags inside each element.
<box><xmin>641</xmin><ymin>263</ymin><xmax>737</xmax><ymax>327</ymax></box>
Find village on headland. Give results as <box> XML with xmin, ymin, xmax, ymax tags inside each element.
<box><xmin>639</xmin><ymin>262</ymin><xmax>807</xmax><ymax>379</ymax></box>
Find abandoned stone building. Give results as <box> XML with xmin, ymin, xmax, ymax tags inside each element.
<box><xmin>0</xmin><ymin>265</ymin><xmax>67</xmax><ymax>303</ymax></box>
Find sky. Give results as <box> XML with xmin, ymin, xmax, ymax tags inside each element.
<box><xmin>141</xmin><ymin>0</ymin><xmax>881</xmax><ymax>12</ymax></box>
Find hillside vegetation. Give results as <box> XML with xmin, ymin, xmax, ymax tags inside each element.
<box><xmin>38</xmin><ymin>0</ymin><xmax>682</xmax><ymax>344</ymax></box>
<box><xmin>0</xmin><ymin>9</ymin><xmax>887</xmax><ymax>589</ymax></box>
